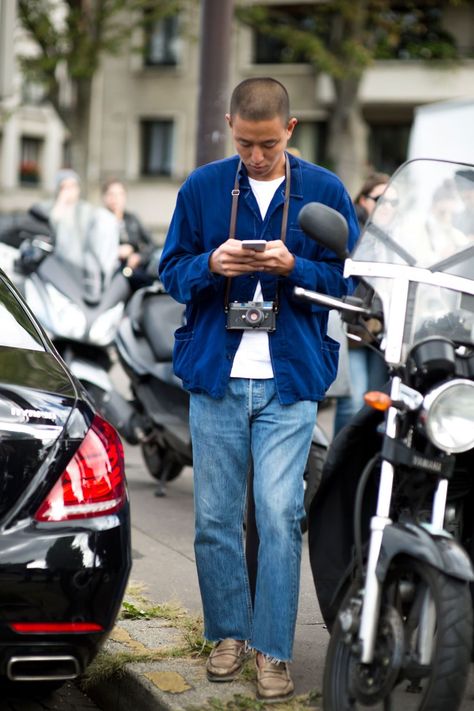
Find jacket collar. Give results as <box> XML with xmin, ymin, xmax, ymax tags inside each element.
<box><xmin>236</xmin><ymin>152</ymin><xmax>304</xmax><ymax>201</ymax></box>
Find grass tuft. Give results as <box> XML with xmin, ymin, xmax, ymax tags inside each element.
<box><xmin>79</xmin><ymin>586</ymin><xmax>322</xmax><ymax>710</ymax></box>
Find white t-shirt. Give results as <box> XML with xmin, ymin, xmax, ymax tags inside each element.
<box><xmin>230</xmin><ymin>175</ymin><xmax>285</xmax><ymax>379</ymax></box>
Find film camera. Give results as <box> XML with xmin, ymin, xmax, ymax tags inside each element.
<box><xmin>226</xmin><ymin>301</ymin><xmax>276</xmax><ymax>331</ymax></box>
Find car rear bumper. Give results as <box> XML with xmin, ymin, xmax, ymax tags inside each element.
<box><xmin>0</xmin><ymin>505</ymin><xmax>131</xmax><ymax>679</ymax></box>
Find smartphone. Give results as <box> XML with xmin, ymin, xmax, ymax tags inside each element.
<box><xmin>241</xmin><ymin>240</ymin><xmax>267</xmax><ymax>251</ymax></box>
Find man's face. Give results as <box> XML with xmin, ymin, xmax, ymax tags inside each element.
<box><xmin>57</xmin><ymin>178</ymin><xmax>80</xmax><ymax>205</ymax></box>
<box><xmin>226</xmin><ymin>113</ymin><xmax>297</xmax><ymax>181</ymax></box>
<box><xmin>103</xmin><ymin>182</ymin><xmax>127</xmax><ymax>214</ymax></box>
<box><xmin>460</xmin><ymin>187</ymin><xmax>474</xmax><ymax>208</ymax></box>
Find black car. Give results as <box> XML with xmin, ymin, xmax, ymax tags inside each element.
<box><xmin>0</xmin><ymin>267</ymin><xmax>131</xmax><ymax>689</ymax></box>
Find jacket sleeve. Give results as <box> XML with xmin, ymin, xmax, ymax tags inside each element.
<box><xmin>129</xmin><ymin>213</ymin><xmax>156</xmax><ymax>258</ymax></box>
<box><xmin>285</xmin><ymin>186</ymin><xmax>359</xmax><ymax>300</ymax></box>
<box><xmin>158</xmin><ymin>180</ymin><xmax>223</xmax><ymax>304</ymax></box>
<box><xmin>89</xmin><ymin>207</ymin><xmax>120</xmax><ymax>281</ymax></box>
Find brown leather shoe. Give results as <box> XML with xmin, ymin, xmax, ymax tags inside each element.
<box><xmin>256</xmin><ymin>655</ymin><xmax>295</xmax><ymax>703</ymax></box>
<box><xmin>206</xmin><ymin>639</ymin><xmax>248</xmax><ymax>682</ymax></box>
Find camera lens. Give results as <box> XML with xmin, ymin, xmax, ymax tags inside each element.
<box><xmin>244</xmin><ymin>307</ymin><xmax>264</xmax><ymax>327</ymax></box>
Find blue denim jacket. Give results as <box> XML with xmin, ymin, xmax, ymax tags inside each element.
<box><xmin>159</xmin><ymin>153</ymin><xmax>359</xmax><ymax>404</ymax></box>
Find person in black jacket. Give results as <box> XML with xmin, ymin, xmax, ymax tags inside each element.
<box><xmin>102</xmin><ymin>178</ymin><xmax>157</xmax><ymax>290</ymax></box>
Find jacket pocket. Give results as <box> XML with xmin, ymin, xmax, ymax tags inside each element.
<box><xmin>173</xmin><ymin>326</ymin><xmax>194</xmax><ymax>380</ymax></box>
<box><xmin>287</xmin><ymin>227</ymin><xmax>307</xmax><ymax>253</ymax></box>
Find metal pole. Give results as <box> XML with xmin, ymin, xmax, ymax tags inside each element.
<box><xmin>195</xmin><ymin>0</ymin><xmax>234</xmax><ymax>167</ymax></box>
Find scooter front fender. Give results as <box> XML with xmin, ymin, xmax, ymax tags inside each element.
<box><xmin>376</xmin><ymin>522</ymin><xmax>474</xmax><ymax>584</ymax></box>
<box><xmin>70</xmin><ymin>359</ymin><xmax>113</xmax><ymax>392</ymax></box>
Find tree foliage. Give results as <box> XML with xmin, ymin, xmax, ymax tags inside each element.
<box><xmin>235</xmin><ymin>0</ymin><xmax>466</xmax><ymax>185</ymax></box>
<box><xmin>17</xmin><ymin>0</ymin><xmax>184</xmax><ymax>178</ymax></box>
<box><xmin>18</xmin><ymin>0</ymin><xmax>183</xmax><ymax>105</ymax></box>
<box><xmin>236</xmin><ymin>1</ymin><xmax>462</xmax><ymax>75</ymax></box>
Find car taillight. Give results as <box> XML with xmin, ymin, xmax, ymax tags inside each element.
<box><xmin>10</xmin><ymin>622</ymin><xmax>103</xmax><ymax>633</ymax></box>
<box><xmin>35</xmin><ymin>414</ymin><xmax>127</xmax><ymax>522</ymax></box>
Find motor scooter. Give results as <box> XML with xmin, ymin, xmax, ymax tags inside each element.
<box><xmin>299</xmin><ymin>158</ymin><xmax>474</xmax><ymax>710</ymax></box>
<box><xmin>12</xmin><ymin>234</ymin><xmax>143</xmax><ymax>444</ymax></box>
<box><xmin>115</xmin><ymin>281</ymin><xmax>330</xmax><ymax>504</ymax></box>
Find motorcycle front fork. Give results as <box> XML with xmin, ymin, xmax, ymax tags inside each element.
<box><xmin>357</xmin><ymin>378</ymin><xmax>448</xmax><ymax>665</ymax></box>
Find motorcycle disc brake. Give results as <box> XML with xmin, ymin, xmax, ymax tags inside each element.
<box><xmin>349</xmin><ymin>604</ymin><xmax>405</xmax><ymax>705</ymax></box>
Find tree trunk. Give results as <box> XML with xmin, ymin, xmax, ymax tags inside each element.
<box><xmin>53</xmin><ymin>77</ymin><xmax>93</xmax><ymax>189</ymax></box>
<box><xmin>327</xmin><ymin>75</ymin><xmax>368</xmax><ymax>196</ymax></box>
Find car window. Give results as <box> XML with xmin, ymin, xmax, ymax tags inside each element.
<box><xmin>0</xmin><ymin>282</ymin><xmax>45</xmax><ymax>351</ymax></box>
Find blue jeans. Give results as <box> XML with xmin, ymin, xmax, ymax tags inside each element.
<box><xmin>190</xmin><ymin>378</ymin><xmax>317</xmax><ymax>661</ymax></box>
<box><xmin>334</xmin><ymin>346</ymin><xmax>388</xmax><ymax>435</ymax></box>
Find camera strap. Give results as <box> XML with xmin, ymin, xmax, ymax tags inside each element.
<box><xmin>224</xmin><ymin>154</ymin><xmax>291</xmax><ymax>313</ymax></box>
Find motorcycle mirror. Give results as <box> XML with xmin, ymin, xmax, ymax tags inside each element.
<box><xmin>298</xmin><ymin>202</ymin><xmax>349</xmax><ymax>259</ymax></box>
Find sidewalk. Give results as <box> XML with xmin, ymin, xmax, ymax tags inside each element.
<box><xmin>80</xmin><ymin>597</ymin><xmax>323</xmax><ymax>711</ymax></box>
<box><xmin>79</xmin><ymin>397</ymin><xmax>334</xmax><ymax>711</ymax></box>
<box><xmin>79</xmin><ymin>397</ymin><xmax>474</xmax><ymax>711</ymax></box>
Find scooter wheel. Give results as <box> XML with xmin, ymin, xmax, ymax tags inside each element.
<box><xmin>141</xmin><ymin>441</ymin><xmax>183</xmax><ymax>482</ymax></box>
<box><xmin>301</xmin><ymin>442</ymin><xmax>326</xmax><ymax>533</ymax></box>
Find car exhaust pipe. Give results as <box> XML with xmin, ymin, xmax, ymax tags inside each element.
<box><xmin>6</xmin><ymin>655</ymin><xmax>80</xmax><ymax>681</ymax></box>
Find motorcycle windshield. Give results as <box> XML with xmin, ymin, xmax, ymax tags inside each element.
<box><xmin>351</xmin><ymin>158</ymin><xmax>474</xmax><ymax>355</ymax></box>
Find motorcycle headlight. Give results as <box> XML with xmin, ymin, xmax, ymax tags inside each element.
<box><xmin>25</xmin><ymin>281</ymin><xmax>87</xmax><ymax>339</ymax></box>
<box><xmin>45</xmin><ymin>284</ymin><xmax>88</xmax><ymax>339</ymax></box>
<box><xmin>422</xmin><ymin>379</ymin><xmax>474</xmax><ymax>453</ymax></box>
<box><xmin>89</xmin><ymin>303</ymin><xmax>124</xmax><ymax>346</ymax></box>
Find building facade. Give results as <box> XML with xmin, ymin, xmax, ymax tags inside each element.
<box><xmin>1</xmin><ymin>1</ymin><xmax>474</xmax><ymax>240</ymax></box>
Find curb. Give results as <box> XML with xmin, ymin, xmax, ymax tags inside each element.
<box><xmin>84</xmin><ymin>655</ymin><xmax>260</xmax><ymax>711</ymax></box>
<box><xmin>85</xmin><ymin>663</ymin><xmax>170</xmax><ymax>711</ymax></box>
<box><xmin>80</xmin><ymin>618</ymin><xmax>260</xmax><ymax>711</ymax></box>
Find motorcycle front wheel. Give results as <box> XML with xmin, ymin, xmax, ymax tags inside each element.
<box><xmin>323</xmin><ymin>556</ymin><xmax>473</xmax><ymax>711</ymax></box>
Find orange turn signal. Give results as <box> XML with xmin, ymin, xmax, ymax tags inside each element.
<box><xmin>364</xmin><ymin>391</ymin><xmax>392</xmax><ymax>411</ymax></box>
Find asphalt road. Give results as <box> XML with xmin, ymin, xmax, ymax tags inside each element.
<box><xmin>0</xmin><ymin>682</ymin><xmax>100</xmax><ymax>710</ymax></box>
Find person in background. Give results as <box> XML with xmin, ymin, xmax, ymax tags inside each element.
<box><xmin>159</xmin><ymin>77</ymin><xmax>359</xmax><ymax>703</ymax></box>
<box><xmin>333</xmin><ymin>171</ymin><xmax>390</xmax><ymax>435</ymax></box>
<box><xmin>32</xmin><ymin>169</ymin><xmax>120</xmax><ymax>295</ymax></box>
<box><xmin>102</xmin><ymin>178</ymin><xmax>156</xmax><ymax>290</ymax></box>
<box><xmin>425</xmin><ymin>179</ymin><xmax>469</xmax><ymax>259</ymax></box>
<box><xmin>453</xmin><ymin>168</ymin><xmax>474</xmax><ymax>239</ymax></box>
<box><xmin>353</xmin><ymin>172</ymin><xmax>390</xmax><ymax>228</ymax></box>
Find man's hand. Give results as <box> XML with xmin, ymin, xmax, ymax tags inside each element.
<box><xmin>250</xmin><ymin>239</ymin><xmax>295</xmax><ymax>276</ymax></box>
<box><xmin>119</xmin><ymin>244</ymin><xmax>134</xmax><ymax>260</ymax></box>
<box><xmin>209</xmin><ymin>239</ymin><xmax>295</xmax><ymax>277</ymax></box>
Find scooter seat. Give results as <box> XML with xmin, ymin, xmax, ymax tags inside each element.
<box><xmin>140</xmin><ymin>291</ymin><xmax>185</xmax><ymax>362</ymax></box>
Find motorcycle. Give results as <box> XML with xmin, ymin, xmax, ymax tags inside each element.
<box><xmin>115</xmin><ymin>281</ymin><xmax>192</xmax><ymax>495</ymax></box>
<box><xmin>297</xmin><ymin>158</ymin><xmax>474</xmax><ymax>710</ymax></box>
<box><xmin>115</xmin><ymin>280</ymin><xmax>330</xmax><ymax>506</ymax></box>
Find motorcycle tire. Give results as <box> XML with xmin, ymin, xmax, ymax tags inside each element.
<box><xmin>323</xmin><ymin>556</ymin><xmax>472</xmax><ymax>711</ymax></box>
<box><xmin>301</xmin><ymin>442</ymin><xmax>326</xmax><ymax>534</ymax></box>
<box><xmin>141</xmin><ymin>441</ymin><xmax>183</xmax><ymax>482</ymax></box>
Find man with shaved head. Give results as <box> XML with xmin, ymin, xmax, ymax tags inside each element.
<box><xmin>229</xmin><ymin>76</ymin><xmax>290</xmax><ymax>123</ymax></box>
<box><xmin>159</xmin><ymin>77</ymin><xmax>359</xmax><ymax>703</ymax></box>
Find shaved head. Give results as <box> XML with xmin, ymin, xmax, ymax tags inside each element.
<box><xmin>229</xmin><ymin>77</ymin><xmax>290</xmax><ymax>123</ymax></box>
